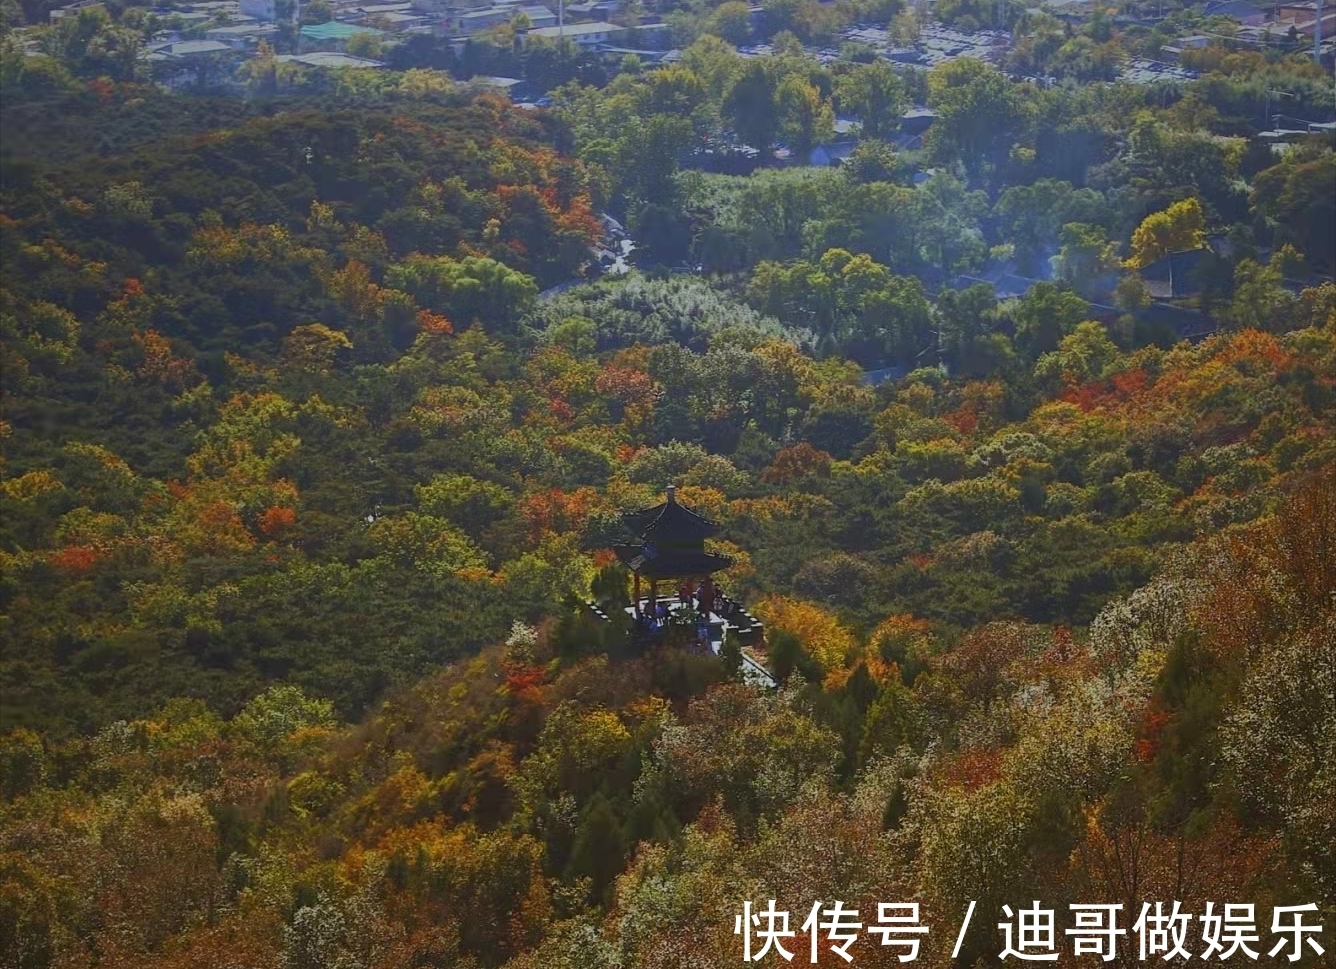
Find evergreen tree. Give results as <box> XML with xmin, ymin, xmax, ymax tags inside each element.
<box><xmin>564</xmin><ymin>793</ymin><xmax>628</xmax><ymax>904</ymax></box>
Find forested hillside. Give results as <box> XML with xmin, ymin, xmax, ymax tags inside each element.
<box><xmin>2</xmin><ymin>66</ymin><xmax>1334</xmax><ymax>969</ymax></box>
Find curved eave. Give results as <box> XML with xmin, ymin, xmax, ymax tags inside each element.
<box><xmin>612</xmin><ymin>544</ymin><xmax>733</xmax><ymax>578</ymax></box>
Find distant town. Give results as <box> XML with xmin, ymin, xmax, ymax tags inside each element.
<box><xmin>14</xmin><ymin>0</ymin><xmax>1335</xmax><ymax>107</ymax></box>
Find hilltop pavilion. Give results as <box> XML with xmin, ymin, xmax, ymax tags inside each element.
<box><xmin>602</xmin><ymin>486</ymin><xmax>775</xmax><ymax>687</ymax></box>
<box><xmin>612</xmin><ymin>485</ymin><xmax>732</xmax><ymax>620</ymax></box>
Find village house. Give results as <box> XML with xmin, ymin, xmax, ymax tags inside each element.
<box><xmin>48</xmin><ymin>0</ymin><xmax>104</xmax><ymax>21</ymax></box>
<box><xmin>238</xmin><ymin>0</ymin><xmax>277</xmax><ymax>20</ymax></box>
<box><xmin>1202</xmin><ymin>0</ymin><xmax>1268</xmax><ymax>25</ymax></box>
<box><xmin>205</xmin><ymin>21</ymin><xmax>279</xmax><ymax>47</ymax></box>
<box><xmin>299</xmin><ymin>19</ymin><xmax>391</xmax><ymax>49</ymax></box>
<box><xmin>526</xmin><ymin>20</ymin><xmax>616</xmax><ymax>46</ymax></box>
<box><xmin>277</xmin><ymin>50</ymin><xmax>387</xmax><ymax>67</ymax></box>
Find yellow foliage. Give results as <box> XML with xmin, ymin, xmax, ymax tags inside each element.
<box><xmin>824</xmin><ymin>654</ymin><xmax>899</xmax><ymax>691</ymax></box>
<box><xmin>752</xmin><ymin>595</ymin><xmax>856</xmax><ymax>670</ymax></box>
<box><xmin>283</xmin><ymin>323</ymin><xmax>353</xmax><ymax>373</ymax></box>
<box><xmin>870</xmin><ymin>613</ymin><xmax>934</xmax><ymax>653</ymax></box>
<box><xmin>674</xmin><ymin>484</ymin><xmax>725</xmax><ymax>518</ymax></box>
<box><xmin>753</xmin><ymin>338</ymin><xmax>819</xmax><ymax>399</ymax></box>
<box><xmin>350</xmin><ymin>755</ymin><xmax>436</xmax><ymax>837</ymax></box>
<box><xmin>708</xmin><ymin>539</ymin><xmax>753</xmax><ymax>583</ymax></box>
<box><xmin>623</xmin><ymin>695</ymin><xmax>670</xmax><ymax>727</ymax></box>
<box><xmin>455</xmin><ymin>565</ymin><xmax>501</xmax><ymax>584</ymax></box>
<box><xmin>726</xmin><ymin>493</ymin><xmax>837</xmax><ymax>523</ymax></box>
<box><xmin>866</xmin><ymin>613</ymin><xmax>935</xmax><ymax>670</ymax></box>
<box><xmin>64</xmin><ymin>441</ymin><xmax>134</xmax><ymax>477</ymax></box>
<box><xmin>580</xmin><ymin>708</ymin><xmax>632</xmax><ymax>753</ymax></box>
<box><xmin>1</xmin><ymin>469</ymin><xmax>63</xmax><ymax>501</ymax></box>
<box><xmin>820</xmin><ymin>615</ymin><xmax>932</xmax><ymax>691</ymax></box>
<box><xmin>188</xmin><ymin>221</ymin><xmax>324</xmax><ymax>269</ymax></box>
<box><xmin>1124</xmin><ymin>197</ymin><xmax>1207</xmax><ymax>270</ymax></box>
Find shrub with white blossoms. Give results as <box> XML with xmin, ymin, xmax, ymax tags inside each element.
<box><xmin>1088</xmin><ymin>547</ymin><xmax>1207</xmax><ymax>676</ymax></box>
<box><xmin>506</xmin><ymin>620</ymin><xmax>539</xmax><ymax>661</ymax></box>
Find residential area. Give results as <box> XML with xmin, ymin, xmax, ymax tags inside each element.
<box><xmin>4</xmin><ymin>0</ymin><xmax>1334</xmax><ymax>347</ymax></box>
<box><xmin>10</xmin><ymin>0</ymin><xmax>1334</xmax><ymax>101</ymax></box>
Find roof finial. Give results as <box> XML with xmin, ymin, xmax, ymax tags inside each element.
<box><xmin>666</xmin><ymin>483</ymin><xmax>676</xmax><ymax>503</ymax></box>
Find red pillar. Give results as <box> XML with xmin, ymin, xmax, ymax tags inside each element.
<box><xmin>703</xmin><ymin>575</ymin><xmax>715</xmax><ymax>617</ymax></box>
<box><xmin>633</xmin><ymin>572</ymin><xmax>641</xmax><ymax>615</ymax></box>
<box><xmin>649</xmin><ymin>578</ymin><xmax>657</xmax><ymax>613</ymax></box>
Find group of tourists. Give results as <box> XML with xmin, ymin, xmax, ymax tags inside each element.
<box><xmin>633</xmin><ymin>583</ymin><xmax>716</xmax><ymax>652</ymax></box>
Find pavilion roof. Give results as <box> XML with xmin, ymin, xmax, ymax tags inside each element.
<box><xmin>612</xmin><ymin>543</ymin><xmax>733</xmax><ymax>579</ymax></box>
<box><xmin>623</xmin><ymin>485</ymin><xmax>720</xmax><ymax>542</ymax></box>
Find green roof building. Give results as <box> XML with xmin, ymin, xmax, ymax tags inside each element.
<box><xmin>299</xmin><ymin>20</ymin><xmax>388</xmax><ymax>48</ymax></box>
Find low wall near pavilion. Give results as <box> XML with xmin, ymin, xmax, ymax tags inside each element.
<box><xmin>582</xmin><ymin>594</ymin><xmax>777</xmax><ymax>687</ymax></box>
<box><xmin>712</xmin><ymin>593</ymin><xmax>765</xmax><ymax>648</ymax></box>
<box><xmin>583</xmin><ymin>593</ymin><xmax>765</xmax><ymax>649</ymax></box>
<box><xmin>585</xmin><ymin>601</ymin><xmax>613</xmax><ymax>624</ymax></box>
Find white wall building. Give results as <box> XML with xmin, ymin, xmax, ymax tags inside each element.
<box><xmin>527</xmin><ymin>20</ymin><xmax>614</xmax><ymax>46</ymax></box>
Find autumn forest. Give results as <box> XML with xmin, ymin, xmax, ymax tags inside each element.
<box><xmin>2</xmin><ymin>23</ymin><xmax>1336</xmax><ymax>969</ymax></box>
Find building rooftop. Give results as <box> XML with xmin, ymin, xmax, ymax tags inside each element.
<box><xmin>529</xmin><ymin>20</ymin><xmax>614</xmax><ymax>37</ymax></box>
<box><xmin>1203</xmin><ymin>0</ymin><xmax>1265</xmax><ymax>16</ymax></box>
<box><xmin>613</xmin><ymin>545</ymin><xmax>734</xmax><ymax>578</ymax></box>
<box><xmin>1140</xmin><ymin>247</ymin><xmax>1210</xmax><ymax>300</ymax></box>
<box><xmin>147</xmin><ymin>39</ymin><xmax>235</xmax><ymax>56</ymax></box>
<box><xmin>164</xmin><ymin>8</ymin><xmax>213</xmax><ymax>17</ymax></box>
<box><xmin>624</xmin><ymin>486</ymin><xmax>722</xmax><ymax>542</ymax></box>
<box><xmin>811</xmin><ymin>141</ymin><xmax>858</xmax><ymax>166</ymax></box>
<box><xmin>952</xmin><ymin>272</ymin><xmax>1044</xmax><ymax>300</ymax></box>
<box><xmin>277</xmin><ymin>50</ymin><xmax>386</xmax><ymax>66</ymax></box>
<box><xmin>1120</xmin><ymin>58</ymin><xmax>1198</xmax><ymax>83</ymax></box>
<box><xmin>299</xmin><ymin>20</ymin><xmax>387</xmax><ymax>39</ymax></box>
<box><xmin>862</xmin><ymin>366</ymin><xmax>908</xmax><ymax>386</ymax></box>
<box><xmin>206</xmin><ymin>22</ymin><xmax>277</xmax><ymax>34</ymax></box>
<box><xmin>613</xmin><ymin>486</ymin><xmax>731</xmax><ymax>579</ymax></box>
